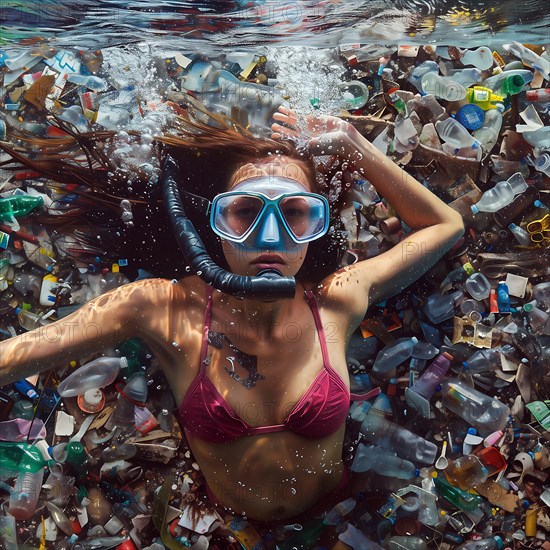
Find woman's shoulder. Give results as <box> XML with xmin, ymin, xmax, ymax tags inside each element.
<box><xmin>120</xmin><ymin>276</ymin><xmax>207</xmax><ymax>307</ymax></box>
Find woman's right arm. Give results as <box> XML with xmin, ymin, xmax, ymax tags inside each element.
<box><xmin>0</xmin><ymin>278</ymin><xmax>171</xmax><ymax>386</ymax></box>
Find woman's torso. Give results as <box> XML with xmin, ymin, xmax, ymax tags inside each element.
<box><xmin>139</xmin><ymin>276</ymin><xmax>359</xmax><ymax>521</ymax></box>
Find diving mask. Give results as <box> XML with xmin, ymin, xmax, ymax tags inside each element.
<box><xmin>210</xmin><ymin>176</ymin><xmax>329</xmax><ymax>246</ymax></box>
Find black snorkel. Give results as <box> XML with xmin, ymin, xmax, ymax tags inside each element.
<box><xmin>162</xmin><ymin>155</ymin><xmax>296</xmax><ymax>300</ymax></box>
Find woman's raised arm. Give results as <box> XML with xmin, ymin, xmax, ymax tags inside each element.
<box><xmin>273</xmin><ymin>108</ymin><xmax>465</xmax><ymax>319</ymax></box>
<box><xmin>0</xmin><ymin>278</ymin><xmax>171</xmax><ymax>386</ymax></box>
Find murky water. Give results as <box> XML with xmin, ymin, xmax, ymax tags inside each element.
<box><xmin>1</xmin><ymin>0</ymin><xmax>549</xmax><ymax>49</ymax></box>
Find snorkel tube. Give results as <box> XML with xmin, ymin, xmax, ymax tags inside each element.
<box><xmin>162</xmin><ymin>155</ymin><xmax>296</xmax><ymax>300</ymax></box>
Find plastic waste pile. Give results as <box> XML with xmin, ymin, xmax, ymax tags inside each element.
<box><xmin>0</xmin><ymin>40</ymin><xmax>549</xmax><ymax>549</ymax></box>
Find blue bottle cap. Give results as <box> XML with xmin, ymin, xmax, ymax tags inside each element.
<box><xmin>467</xmin><ymin>427</ymin><xmax>477</xmax><ymax>435</ymax></box>
<box><xmin>455</xmin><ymin>103</ymin><xmax>485</xmax><ymax>131</ymax></box>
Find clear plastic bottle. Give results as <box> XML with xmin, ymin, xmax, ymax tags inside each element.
<box><xmin>351</xmin><ymin>443</ymin><xmax>418</xmax><ymax>479</ymax></box>
<box><xmin>0</xmin><ymin>418</ymin><xmax>47</xmax><ymax>442</ymax></box>
<box><xmin>472</xmin><ymin>109</ymin><xmax>502</xmax><ymax>153</ymax></box>
<box><xmin>493</xmin><ymin>185</ymin><xmax>540</xmax><ymax>227</ymax></box>
<box><xmin>503</xmin><ymin>41</ymin><xmax>550</xmax><ymax>79</ymax></box>
<box><xmin>16</xmin><ymin>308</ymin><xmax>53</xmax><ymax>331</ymax></box>
<box><xmin>533</xmin><ymin>280</ymin><xmax>550</xmax><ymax>305</ymax></box>
<box><xmin>456</xmin><ymin>535</ymin><xmax>504</xmax><ymax>550</ymax></box>
<box><xmin>522</xmin><ymin>301</ymin><xmax>550</xmax><ymax>336</ymax></box>
<box><xmin>422</xmin><ymin>72</ymin><xmax>467</xmax><ymax>101</ymax></box>
<box><xmin>408</xmin><ymin>60</ymin><xmax>439</xmax><ymax>92</ymax></box>
<box><xmin>464</xmin><ymin>272</ymin><xmax>491</xmax><ymax>300</ymax></box>
<box><xmin>9</xmin><ymin>469</ymin><xmax>44</xmax><ymax>521</ymax></box>
<box><xmin>534</xmin><ymin>152</ymin><xmax>550</xmax><ymax>177</ymax></box>
<box><xmin>440</xmin><ymin>378</ymin><xmax>510</xmax><ymax>435</ymax></box>
<box><xmin>385</xmin><ymin>535</ymin><xmax>428</xmax><ymax>550</ymax></box>
<box><xmin>324</xmin><ymin>497</ymin><xmax>356</xmax><ymax>525</ymax></box>
<box><xmin>372</xmin><ymin>337</ymin><xmax>418</xmax><ymax>375</ymax></box>
<box><xmin>470</xmin><ymin>172</ymin><xmax>528</xmax><ymax>214</ymax></box>
<box><xmin>446</xmin><ymin>67</ymin><xmax>482</xmax><ymax>87</ymax></box>
<box><xmin>444</xmin><ymin>455</ymin><xmax>488</xmax><ymax>490</ymax></box>
<box><xmin>409</xmin><ymin>352</ymin><xmax>453</xmax><ymax>399</ymax></box>
<box><xmin>66</xmin><ymin>73</ymin><xmax>108</xmax><ymax>92</ymax></box>
<box><xmin>463</xmin><ymin>347</ymin><xmax>506</xmax><ymax>374</ymax></box>
<box><xmin>508</xmin><ymin>223</ymin><xmax>532</xmax><ymax>246</ymax></box>
<box><xmin>57</xmin><ymin>356</ymin><xmax>126</xmax><ymax>397</ymax></box>
<box><xmin>526</xmin><ymin>88</ymin><xmax>550</xmax><ymax>102</ymax></box>
<box><xmin>460</xmin><ymin>46</ymin><xmax>494</xmax><ymax>70</ymax></box>
<box><xmin>423</xmin><ymin>290</ymin><xmax>463</xmax><ymax>324</ymax></box>
<box><xmin>522</xmin><ymin>126</ymin><xmax>550</xmax><ymax>148</ymax></box>
<box><xmin>359</xmin><ymin>409</ymin><xmax>438</xmax><ymax>464</ymax></box>
<box><xmin>435</xmin><ymin>118</ymin><xmax>480</xmax><ymax>151</ymax></box>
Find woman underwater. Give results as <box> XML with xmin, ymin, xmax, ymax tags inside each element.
<box><xmin>0</xmin><ymin>103</ymin><xmax>464</xmax><ymax>528</ymax></box>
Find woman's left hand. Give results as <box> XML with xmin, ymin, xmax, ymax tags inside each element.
<box><xmin>271</xmin><ymin>106</ymin><xmax>361</xmax><ymax>157</ymax></box>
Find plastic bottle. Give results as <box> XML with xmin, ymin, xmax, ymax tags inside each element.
<box><xmin>497</xmin><ymin>281</ymin><xmax>511</xmax><ymax>313</ymax></box>
<box><xmin>446</xmin><ymin>67</ymin><xmax>482</xmax><ymax>87</ymax></box>
<box><xmin>324</xmin><ymin>497</ymin><xmax>357</xmax><ymax>525</ymax></box>
<box><xmin>472</xmin><ymin>108</ymin><xmax>502</xmax><ymax>153</ymax></box>
<box><xmin>352</xmin><ymin>443</ymin><xmax>418</xmax><ymax>479</ymax></box>
<box><xmin>57</xmin><ymin>356</ymin><xmax>126</xmax><ymax>397</ymax></box>
<box><xmin>432</xmin><ymin>474</ymin><xmax>484</xmax><ymax>512</ymax></box>
<box><xmin>408</xmin><ymin>60</ymin><xmax>439</xmax><ymax>92</ymax></box>
<box><xmin>503</xmin><ymin>41</ymin><xmax>550</xmax><ymax>79</ymax></box>
<box><xmin>66</xmin><ymin>73</ymin><xmax>108</xmax><ymax>91</ymax></box>
<box><xmin>470</xmin><ymin>172</ymin><xmax>528</xmax><ymax>214</ymax></box>
<box><xmin>534</xmin><ymin>152</ymin><xmax>550</xmax><ymax>177</ymax></box>
<box><xmin>409</xmin><ymin>352</ymin><xmax>453</xmax><ymax>399</ymax></box>
<box><xmin>444</xmin><ymin>455</ymin><xmax>488</xmax><ymax>490</ymax></box>
<box><xmin>483</xmin><ymin>69</ymin><xmax>533</xmax><ymax>94</ymax></box>
<box><xmin>493</xmin><ymin>185</ymin><xmax>540</xmax><ymax>227</ymax></box>
<box><xmin>460</xmin><ymin>46</ymin><xmax>494</xmax><ymax>70</ymax></box>
<box><xmin>423</xmin><ymin>290</ymin><xmax>463</xmax><ymax>324</ymax></box>
<box><xmin>0</xmin><ymin>195</ymin><xmax>44</xmax><ymax>221</ymax></box>
<box><xmin>0</xmin><ymin>442</ymin><xmax>46</xmax><ymax>520</ymax></box>
<box><xmin>456</xmin><ymin>536</ymin><xmax>504</xmax><ymax>550</ymax></box>
<box><xmin>464</xmin><ymin>272</ymin><xmax>491</xmax><ymax>300</ymax></box>
<box><xmin>463</xmin><ymin>347</ymin><xmax>509</xmax><ymax>374</ymax></box>
<box><xmin>440</xmin><ymin>378</ymin><xmax>510</xmax><ymax>435</ymax></box>
<box><xmin>16</xmin><ymin>308</ymin><xmax>53</xmax><ymax>331</ymax></box>
<box><xmin>508</xmin><ymin>223</ymin><xmax>532</xmax><ymax>246</ymax></box>
<box><xmin>435</xmin><ymin>118</ymin><xmax>480</xmax><ymax>151</ymax></box>
<box><xmin>533</xmin><ymin>280</ymin><xmax>550</xmax><ymax>305</ymax></box>
<box><xmin>526</xmin><ymin>88</ymin><xmax>550</xmax><ymax>102</ymax></box>
<box><xmin>385</xmin><ymin>535</ymin><xmax>428</xmax><ymax>550</ymax></box>
<box><xmin>359</xmin><ymin>409</ymin><xmax>438</xmax><ymax>464</ymax></box>
<box><xmin>372</xmin><ymin>337</ymin><xmax>418</xmax><ymax>375</ymax></box>
<box><xmin>522</xmin><ymin>301</ymin><xmax>550</xmax><ymax>336</ymax></box>
<box><xmin>421</xmin><ymin>72</ymin><xmax>467</xmax><ymax>101</ymax></box>
<box><xmin>0</xmin><ymin>418</ymin><xmax>47</xmax><ymax>442</ymax></box>
<box><xmin>522</xmin><ymin>126</ymin><xmax>550</xmax><ymax>148</ymax></box>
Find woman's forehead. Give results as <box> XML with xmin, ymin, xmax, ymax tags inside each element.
<box><xmin>229</xmin><ymin>157</ymin><xmax>311</xmax><ymax>190</ymax></box>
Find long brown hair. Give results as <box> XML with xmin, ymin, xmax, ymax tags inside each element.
<box><xmin>0</xmin><ymin>106</ymin><xmax>346</xmax><ymax>281</ymax></box>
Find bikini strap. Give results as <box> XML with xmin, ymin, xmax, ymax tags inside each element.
<box><xmin>304</xmin><ymin>290</ymin><xmax>331</xmax><ymax>371</ymax></box>
<box><xmin>199</xmin><ymin>285</ymin><xmax>214</xmax><ymax>373</ymax></box>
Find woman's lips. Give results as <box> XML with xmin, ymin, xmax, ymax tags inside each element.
<box><xmin>251</xmin><ymin>255</ymin><xmax>286</xmax><ymax>270</ymax></box>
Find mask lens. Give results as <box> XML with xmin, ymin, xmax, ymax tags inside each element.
<box><xmin>280</xmin><ymin>195</ymin><xmax>326</xmax><ymax>241</ymax></box>
<box><xmin>214</xmin><ymin>195</ymin><xmax>264</xmax><ymax>239</ymax></box>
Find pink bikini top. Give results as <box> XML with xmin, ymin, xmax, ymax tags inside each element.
<box><xmin>176</xmin><ymin>286</ymin><xmax>356</xmax><ymax>444</ymax></box>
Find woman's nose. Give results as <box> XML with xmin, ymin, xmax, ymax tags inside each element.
<box><xmin>255</xmin><ymin>210</ymin><xmax>282</xmax><ymax>247</ymax></box>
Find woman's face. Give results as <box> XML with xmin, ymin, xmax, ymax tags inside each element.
<box><xmin>220</xmin><ymin>156</ymin><xmax>314</xmax><ymax>278</ymax></box>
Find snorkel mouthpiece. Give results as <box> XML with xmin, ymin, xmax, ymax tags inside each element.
<box><xmin>162</xmin><ymin>155</ymin><xmax>296</xmax><ymax>300</ymax></box>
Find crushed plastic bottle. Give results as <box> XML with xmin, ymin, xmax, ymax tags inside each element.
<box><xmin>470</xmin><ymin>172</ymin><xmax>528</xmax><ymax>214</ymax></box>
<box><xmin>441</xmin><ymin>378</ymin><xmax>511</xmax><ymax>435</ymax></box>
<box><xmin>435</xmin><ymin>118</ymin><xmax>481</xmax><ymax>151</ymax></box>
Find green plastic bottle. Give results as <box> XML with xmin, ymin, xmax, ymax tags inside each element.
<box><xmin>432</xmin><ymin>474</ymin><xmax>483</xmax><ymax>513</ymax></box>
<box><xmin>0</xmin><ymin>195</ymin><xmax>44</xmax><ymax>221</ymax></box>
